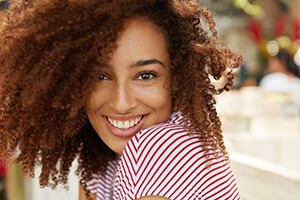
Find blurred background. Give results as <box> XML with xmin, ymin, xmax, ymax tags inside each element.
<box><xmin>207</xmin><ymin>0</ymin><xmax>300</xmax><ymax>200</ymax></box>
<box><xmin>0</xmin><ymin>0</ymin><xmax>299</xmax><ymax>199</ymax></box>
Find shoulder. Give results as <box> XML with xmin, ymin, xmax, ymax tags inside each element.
<box><xmin>118</xmin><ymin>114</ymin><xmax>240</xmax><ymax>199</ymax></box>
<box><xmin>260</xmin><ymin>72</ymin><xmax>300</xmax><ymax>93</ymax></box>
<box><xmin>124</xmin><ymin>122</ymin><xmax>237</xmax><ymax>198</ymax></box>
<box><xmin>135</xmin><ymin>122</ymin><xmax>207</xmax><ymax>159</ymax></box>
<box><xmin>260</xmin><ymin>72</ymin><xmax>288</xmax><ymax>85</ymax></box>
<box><xmin>136</xmin><ymin>111</ymin><xmax>195</xmax><ymax>149</ymax></box>
<box><xmin>126</xmin><ymin>118</ymin><xmax>219</xmax><ymax>170</ymax></box>
<box><xmin>260</xmin><ymin>73</ymin><xmax>288</xmax><ymax>91</ymax></box>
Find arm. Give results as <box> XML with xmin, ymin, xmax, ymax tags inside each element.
<box><xmin>126</xmin><ymin>122</ymin><xmax>240</xmax><ymax>199</ymax></box>
<box><xmin>79</xmin><ymin>183</ymin><xmax>96</xmax><ymax>200</ymax></box>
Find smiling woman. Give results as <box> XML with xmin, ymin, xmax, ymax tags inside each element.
<box><xmin>0</xmin><ymin>0</ymin><xmax>242</xmax><ymax>200</ymax></box>
<box><xmin>86</xmin><ymin>19</ymin><xmax>172</xmax><ymax>155</ymax></box>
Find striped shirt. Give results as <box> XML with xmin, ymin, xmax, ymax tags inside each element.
<box><xmin>86</xmin><ymin>112</ymin><xmax>240</xmax><ymax>200</ymax></box>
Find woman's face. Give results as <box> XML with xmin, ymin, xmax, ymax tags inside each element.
<box><xmin>86</xmin><ymin>19</ymin><xmax>172</xmax><ymax>154</ymax></box>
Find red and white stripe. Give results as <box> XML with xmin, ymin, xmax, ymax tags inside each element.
<box><xmin>86</xmin><ymin>159</ymin><xmax>118</xmax><ymax>199</ymax></box>
<box><xmin>86</xmin><ymin>112</ymin><xmax>240</xmax><ymax>200</ymax></box>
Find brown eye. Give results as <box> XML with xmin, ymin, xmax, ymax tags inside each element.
<box><xmin>99</xmin><ymin>74</ymin><xmax>109</xmax><ymax>80</ymax></box>
<box><xmin>136</xmin><ymin>71</ymin><xmax>157</xmax><ymax>81</ymax></box>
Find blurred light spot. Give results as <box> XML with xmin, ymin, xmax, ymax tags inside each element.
<box><xmin>266</xmin><ymin>40</ymin><xmax>279</xmax><ymax>56</ymax></box>
<box><xmin>276</xmin><ymin>36</ymin><xmax>292</xmax><ymax>50</ymax></box>
<box><xmin>233</xmin><ymin>0</ymin><xmax>262</xmax><ymax>18</ymax></box>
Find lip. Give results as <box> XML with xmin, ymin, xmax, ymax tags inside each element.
<box><xmin>103</xmin><ymin>115</ymin><xmax>146</xmax><ymax>138</ymax></box>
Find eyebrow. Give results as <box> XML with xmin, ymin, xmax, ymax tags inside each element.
<box><xmin>130</xmin><ymin>59</ymin><xmax>166</xmax><ymax>68</ymax></box>
<box><xmin>99</xmin><ymin>59</ymin><xmax>166</xmax><ymax>68</ymax></box>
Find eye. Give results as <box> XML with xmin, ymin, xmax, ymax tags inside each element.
<box><xmin>99</xmin><ymin>73</ymin><xmax>110</xmax><ymax>80</ymax></box>
<box><xmin>136</xmin><ymin>71</ymin><xmax>157</xmax><ymax>81</ymax></box>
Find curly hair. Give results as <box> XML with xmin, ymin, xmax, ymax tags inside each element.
<box><xmin>0</xmin><ymin>0</ymin><xmax>242</xmax><ymax>191</ymax></box>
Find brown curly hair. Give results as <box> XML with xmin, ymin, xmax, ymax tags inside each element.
<box><xmin>0</xmin><ymin>0</ymin><xmax>242</xmax><ymax>191</ymax></box>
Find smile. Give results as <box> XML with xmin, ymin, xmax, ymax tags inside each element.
<box><xmin>106</xmin><ymin>116</ymin><xmax>143</xmax><ymax>129</ymax></box>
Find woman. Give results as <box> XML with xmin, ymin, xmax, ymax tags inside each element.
<box><xmin>260</xmin><ymin>49</ymin><xmax>300</xmax><ymax>93</ymax></box>
<box><xmin>0</xmin><ymin>0</ymin><xmax>242</xmax><ymax>199</ymax></box>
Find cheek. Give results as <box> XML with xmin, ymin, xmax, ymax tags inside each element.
<box><xmin>86</xmin><ymin>86</ymin><xmax>108</xmax><ymax>110</ymax></box>
<box><xmin>137</xmin><ymin>85</ymin><xmax>172</xmax><ymax>108</ymax></box>
<box><xmin>157</xmin><ymin>89</ymin><xmax>172</xmax><ymax>108</ymax></box>
<box><xmin>86</xmin><ymin>97</ymin><xmax>96</xmax><ymax>111</ymax></box>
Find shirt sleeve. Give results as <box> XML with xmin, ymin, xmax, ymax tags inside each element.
<box><xmin>114</xmin><ymin>122</ymin><xmax>240</xmax><ymax>200</ymax></box>
<box><xmin>85</xmin><ymin>159</ymin><xmax>118</xmax><ymax>200</ymax></box>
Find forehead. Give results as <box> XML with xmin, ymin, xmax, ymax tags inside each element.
<box><xmin>118</xmin><ymin>18</ymin><xmax>167</xmax><ymax>49</ymax></box>
<box><xmin>110</xmin><ymin>18</ymin><xmax>169</xmax><ymax>62</ymax></box>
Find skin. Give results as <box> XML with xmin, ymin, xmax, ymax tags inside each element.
<box><xmin>86</xmin><ymin>18</ymin><xmax>172</xmax><ymax>155</ymax></box>
<box><xmin>268</xmin><ymin>57</ymin><xmax>284</xmax><ymax>74</ymax></box>
<box><xmin>82</xmin><ymin>17</ymin><xmax>172</xmax><ymax>200</ymax></box>
<box><xmin>0</xmin><ymin>2</ymin><xmax>241</xmax><ymax>199</ymax></box>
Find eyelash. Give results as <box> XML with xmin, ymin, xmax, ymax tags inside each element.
<box><xmin>135</xmin><ymin>71</ymin><xmax>158</xmax><ymax>81</ymax></box>
<box><xmin>98</xmin><ymin>70</ymin><xmax>158</xmax><ymax>81</ymax></box>
<box><xmin>99</xmin><ymin>73</ymin><xmax>110</xmax><ymax>80</ymax></box>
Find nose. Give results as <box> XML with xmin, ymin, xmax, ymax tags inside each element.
<box><xmin>108</xmin><ymin>82</ymin><xmax>137</xmax><ymax>114</ymax></box>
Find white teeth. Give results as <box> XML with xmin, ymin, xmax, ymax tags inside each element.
<box><xmin>117</xmin><ymin>121</ymin><xmax>123</xmax><ymax>129</ymax></box>
<box><xmin>124</xmin><ymin>121</ymin><xmax>130</xmax><ymax>129</ymax></box>
<box><xmin>113</xmin><ymin>120</ymin><xmax>118</xmax><ymax>127</ymax></box>
<box><xmin>130</xmin><ymin>120</ymin><xmax>135</xmax><ymax>127</ymax></box>
<box><xmin>107</xmin><ymin>116</ymin><xmax>143</xmax><ymax>130</ymax></box>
